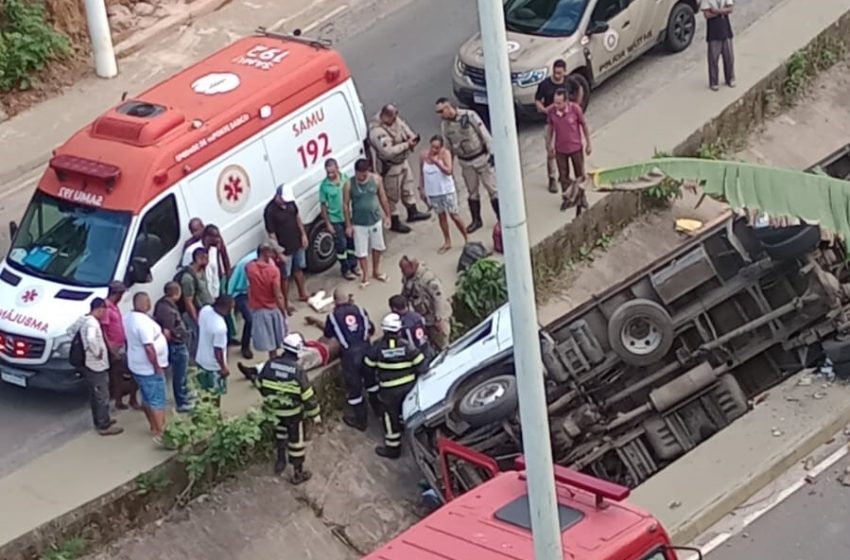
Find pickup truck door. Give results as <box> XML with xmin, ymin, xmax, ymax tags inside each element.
<box><xmin>587</xmin><ymin>0</ymin><xmax>647</xmax><ymax>83</ymax></box>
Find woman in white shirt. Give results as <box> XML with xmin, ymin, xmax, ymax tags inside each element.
<box><xmin>419</xmin><ymin>135</ymin><xmax>468</xmax><ymax>254</ymax></box>
<box><xmin>123</xmin><ymin>292</ymin><xmax>170</xmax><ymax>445</ymax></box>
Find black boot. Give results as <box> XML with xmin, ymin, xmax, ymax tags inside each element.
<box><xmin>390</xmin><ymin>215</ymin><xmax>412</xmax><ymax>234</ymax></box>
<box><xmin>274</xmin><ymin>444</ymin><xmax>287</xmax><ymax>475</ymax></box>
<box><xmin>290</xmin><ymin>467</ymin><xmax>312</xmax><ymax>485</ymax></box>
<box><xmin>237</xmin><ymin>362</ymin><xmax>258</xmax><ymax>382</ymax></box>
<box><xmin>406</xmin><ymin>204</ymin><xmax>430</xmax><ymax>222</ymax></box>
<box><xmin>240</xmin><ymin>346</ymin><xmax>254</xmax><ymax>360</ymax></box>
<box><xmin>343</xmin><ymin>404</ymin><xmax>368</xmax><ymax>432</ymax></box>
<box><xmin>375</xmin><ymin>445</ymin><xmax>402</xmax><ymax>460</ymax></box>
<box><xmin>467</xmin><ymin>199</ymin><xmax>483</xmax><ymax>234</ymax></box>
<box><xmin>490</xmin><ymin>198</ymin><xmax>500</xmax><ymax>221</ymax></box>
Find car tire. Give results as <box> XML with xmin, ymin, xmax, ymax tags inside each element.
<box><xmin>607</xmin><ymin>299</ymin><xmax>674</xmax><ymax>367</ymax></box>
<box><xmin>305</xmin><ymin>220</ymin><xmax>336</xmax><ymax>273</ymax></box>
<box><xmin>570</xmin><ymin>72</ymin><xmax>591</xmax><ymax>112</ymax></box>
<box><xmin>832</xmin><ymin>358</ymin><xmax>850</xmax><ymax>381</ymax></box>
<box><xmin>754</xmin><ymin>224</ymin><xmax>821</xmax><ymax>261</ymax></box>
<box><xmin>665</xmin><ymin>2</ymin><xmax>696</xmax><ymax>53</ymax></box>
<box><xmin>455</xmin><ymin>374</ymin><xmax>519</xmax><ymax>428</ymax></box>
<box><xmin>822</xmin><ymin>334</ymin><xmax>850</xmax><ymax>363</ymax></box>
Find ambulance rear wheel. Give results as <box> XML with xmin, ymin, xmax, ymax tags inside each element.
<box><xmin>306</xmin><ymin>221</ymin><xmax>336</xmax><ymax>273</ymax></box>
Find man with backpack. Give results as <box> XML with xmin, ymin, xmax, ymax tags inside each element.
<box><xmin>175</xmin><ymin>247</ymin><xmax>214</xmax><ymax>357</ymax></box>
<box><xmin>69</xmin><ymin>298</ymin><xmax>123</xmax><ymax>436</ymax></box>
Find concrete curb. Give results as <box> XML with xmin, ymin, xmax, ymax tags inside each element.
<box><xmin>669</xmin><ymin>402</ymin><xmax>850</xmax><ymax>545</ymax></box>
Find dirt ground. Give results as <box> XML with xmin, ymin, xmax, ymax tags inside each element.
<box><xmin>78</xmin><ymin>49</ymin><xmax>850</xmax><ymax>560</ymax></box>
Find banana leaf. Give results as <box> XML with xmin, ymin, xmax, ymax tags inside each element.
<box><xmin>590</xmin><ymin>157</ymin><xmax>850</xmax><ymax>241</ymax></box>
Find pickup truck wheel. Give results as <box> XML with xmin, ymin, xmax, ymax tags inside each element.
<box><xmin>822</xmin><ymin>334</ymin><xmax>850</xmax><ymax>363</ymax></box>
<box><xmin>754</xmin><ymin>224</ymin><xmax>821</xmax><ymax>261</ymax></box>
<box><xmin>455</xmin><ymin>374</ymin><xmax>518</xmax><ymax>428</ymax></box>
<box><xmin>305</xmin><ymin>221</ymin><xmax>336</xmax><ymax>273</ymax></box>
<box><xmin>665</xmin><ymin>3</ymin><xmax>696</xmax><ymax>53</ymax></box>
<box><xmin>608</xmin><ymin>299</ymin><xmax>674</xmax><ymax>367</ymax></box>
<box><xmin>570</xmin><ymin>72</ymin><xmax>591</xmax><ymax>111</ymax></box>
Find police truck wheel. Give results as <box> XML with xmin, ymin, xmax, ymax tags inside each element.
<box><xmin>455</xmin><ymin>374</ymin><xmax>518</xmax><ymax>427</ymax></box>
<box><xmin>306</xmin><ymin>221</ymin><xmax>336</xmax><ymax>273</ymax></box>
<box><xmin>607</xmin><ymin>299</ymin><xmax>674</xmax><ymax>367</ymax></box>
<box><xmin>665</xmin><ymin>3</ymin><xmax>696</xmax><ymax>53</ymax></box>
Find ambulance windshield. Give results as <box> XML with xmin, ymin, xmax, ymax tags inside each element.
<box><xmin>7</xmin><ymin>192</ymin><xmax>131</xmax><ymax>288</ymax></box>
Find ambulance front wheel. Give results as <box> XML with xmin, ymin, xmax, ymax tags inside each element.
<box><xmin>306</xmin><ymin>221</ymin><xmax>337</xmax><ymax>273</ymax></box>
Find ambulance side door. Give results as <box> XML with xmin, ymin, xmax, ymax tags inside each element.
<box><xmin>183</xmin><ymin>139</ymin><xmax>276</xmax><ymax>268</ymax></box>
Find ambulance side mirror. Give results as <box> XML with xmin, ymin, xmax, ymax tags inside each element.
<box><xmin>127</xmin><ymin>257</ymin><xmax>152</xmax><ymax>286</ymax></box>
<box><xmin>8</xmin><ymin>220</ymin><xmax>18</xmax><ymax>241</ymax></box>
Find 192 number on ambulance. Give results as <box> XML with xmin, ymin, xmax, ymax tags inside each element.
<box><xmin>297</xmin><ymin>133</ymin><xmax>332</xmax><ymax>168</ymax></box>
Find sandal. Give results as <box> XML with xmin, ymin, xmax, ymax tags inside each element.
<box><xmin>437</xmin><ymin>245</ymin><xmax>452</xmax><ymax>254</ymax></box>
<box><xmin>360</xmin><ymin>281</ymin><xmax>370</xmax><ymax>289</ymax></box>
<box><xmin>373</xmin><ymin>273</ymin><xmax>388</xmax><ymax>283</ymax></box>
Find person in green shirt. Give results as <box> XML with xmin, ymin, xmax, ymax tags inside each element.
<box><xmin>320</xmin><ymin>158</ymin><xmax>358</xmax><ymax>280</ymax></box>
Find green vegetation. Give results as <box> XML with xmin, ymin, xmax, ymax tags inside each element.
<box><xmin>0</xmin><ymin>0</ymin><xmax>70</xmax><ymax>91</ymax></box>
<box><xmin>135</xmin><ymin>467</ymin><xmax>172</xmax><ymax>497</ymax></box>
<box><xmin>782</xmin><ymin>35</ymin><xmax>845</xmax><ymax>105</ymax></box>
<box><xmin>451</xmin><ymin>258</ymin><xmax>508</xmax><ymax>339</ymax></box>
<box><xmin>40</xmin><ymin>537</ymin><xmax>87</xmax><ymax>560</ymax></box>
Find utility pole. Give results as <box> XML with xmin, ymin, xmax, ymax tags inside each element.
<box><xmin>475</xmin><ymin>0</ymin><xmax>563</xmax><ymax>558</ymax></box>
<box><xmin>83</xmin><ymin>0</ymin><xmax>118</xmax><ymax>78</ymax></box>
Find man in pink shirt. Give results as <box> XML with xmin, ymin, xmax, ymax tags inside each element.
<box><xmin>546</xmin><ymin>87</ymin><xmax>592</xmax><ymax>217</ymax></box>
<box><xmin>100</xmin><ymin>281</ymin><xmax>139</xmax><ymax>409</ymax></box>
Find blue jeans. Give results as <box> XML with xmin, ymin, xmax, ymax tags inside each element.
<box><xmin>235</xmin><ymin>295</ymin><xmax>253</xmax><ymax>351</ymax></box>
<box><xmin>168</xmin><ymin>342</ymin><xmax>191</xmax><ymax>408</ymax></box>
<box><xmin>333</xmin><ymin>222</ymin><xmax>357</xmax><ymax>274</ymax></box>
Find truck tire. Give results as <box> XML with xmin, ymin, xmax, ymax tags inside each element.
<box><xmin>305</xmin><ymin>220</ymin><xmax>336</xmax><ymax>273</ymax></box>
<box><xmin>754</xmin><ymin>224</ymin><xmax>821</xmax><ymax>261</ymax></box>
<box><xmin>832</xmin><ymin>358</ymin><xmax>850</xmax><ymax>381</ymax></box>
<box><xmin>455</xmin><ymin>374</ymin><xmax>518</xmax><ymax>428</ymax></box>
<box><xmin>822</xmin><ymin>334</ymin><xmax>850</xmax><ymax>363</ymax></box>
<box><xmin>607</xmin><ymin>299</ymin><xmax>674</xmax><ymax>367</ymax></box>
<box><xmin>665</xmin><ymin>2</ymin><xmax>696</xmax><ymax>53</ymax></box>
<box><xmin>570</xmin><ymin>72</ymin><xmax>591</xmax><ymax>112</ymax></box>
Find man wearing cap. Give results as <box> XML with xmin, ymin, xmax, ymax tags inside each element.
<box><xmin>100</xmin><ymin>280</ymin><xmax>139</xmax><ymax>409</ymax></box>
<box><xmin>69</xmin><ymin>298</ymin><xmax>123</xmax><ymax>436</ymax></box>
<box><xmin>264</xmin><ymin>184</ymin><xmax>310</xmax><ymax>313</ymax></box>
<box><xmin>246</xmin><ymin>242</ymin><xmax>290</xmax><ymax>360</ymax></box>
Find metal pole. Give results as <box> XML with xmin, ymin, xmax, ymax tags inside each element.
<box><xmin>475</xmin><ymin>0</ymin><xmax>563</xmax><ymax>557</ymax></box>
<box><xmin>83</xmin><ymin>0</ymin><xmax>118</xmax><ymax>78</ymax></box>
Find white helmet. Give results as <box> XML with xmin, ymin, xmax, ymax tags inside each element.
<box><xmin>381</xmin><ymin>313</ymin><xmax>403</xmax><ymax>333</ymax></box>
<box><xmin>283</xmin><ymin>332</ymin><xmax>304</xmax><ymax>354</ymax></box>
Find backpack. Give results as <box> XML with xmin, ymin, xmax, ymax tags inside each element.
<box><xmin>457</xmin><ymin>241</ymin><xmax>493</xmax><ymax>273</ymax></box>
<box><xmin>69</xmin><ymin>330</ymin><xmax>85</xmax><ymax>369</ymax></box>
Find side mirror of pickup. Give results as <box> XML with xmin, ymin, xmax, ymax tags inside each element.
<box><xmin>127</xmin><ymin>257</ymin><xmax>152</xmax><ymax>286</ymax></box>
<box><xmin>664</xmin><ymin>545</ymin><xmax>703</xmax><ymax>560</ymax></box>
<box><xmin>8</xmin><ymin>221</ymin><xmax>18</xmax><ymax>241</ymax></box>
<box><xmin>586</xmin><ymin>20</ymin><xmax>610</xmax><ymax>35</ymax></box>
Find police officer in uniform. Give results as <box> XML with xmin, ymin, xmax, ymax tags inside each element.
<box><xmin>323</xmin><ymin>287</ymin><xmax>378</xmax><ymax>431</ymax></box>
<box><xmin>364</xmin><ymin>313</ymin><xmax>427</xmax><ymax>459</ymax></box>
<box><xmin>253</xmin><ymin>333</ymin><xmax>321</xmax><ymax>484</ymax></box>
<box><xmin>368</xmin><ymin>104</ymin><xmax>430</xmax><ymax>233</ymax></box>
<box><xmin>389</xmin><ymin>294</ymin><xmax>435</xmax><ymax>363</ymax></box>
<box><xmin>399</xmin><ymin>256</ymin><xmax>452</xmax><ymax>351</ymax></box>
<box><xmin>436</xmin><ymin>97</ymin><xmax>499</xmax><ymax>233</ymax></box>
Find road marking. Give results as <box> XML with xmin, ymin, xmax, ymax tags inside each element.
<box><xmin>684</xmin><ymin>443</ymin><xmax>849</xmax><ymax>558</ymax></box>
<box><xmin>301</xmin><ymin>5</ymin><xmax>349</xmax><ymax>34</ymax></box>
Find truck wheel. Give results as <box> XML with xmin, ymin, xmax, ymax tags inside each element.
<box><xmin>607</xmin><ymin>299</ymin><xmax>674</xmax><ymax>367</ymax></box>
<box><xmin>305</xmin><ymin>221</ymin><xmax>336</xmax><ymax>273</ymax></box>
<box><xmin>455</xmin><ymin>374</ymin><xmax>518</xmax><ymax>428</ymax></box>
<box><xmin>570</xmin><ymin>72</ymin><xmax>591</xmax><ymax>112</ymax></box>
<box><xmin>822</xmin><ymin>334</ymin><xmax>850</xmax><ymax>363</ymax></box>
<box><xmin>754</xmin><ymin>224</ymin><xmax>821</xmax><ymax>261</ymax></box>
<box><xmin>665</xmin><ymin>3</ymin><xmax>696</xmax><ymax>53</ymax></box>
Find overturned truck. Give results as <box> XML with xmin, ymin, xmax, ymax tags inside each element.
<box><xmin>402</xmin><ymin>146</ymin><xmax>850</xmax><ymax>495</ymax></box>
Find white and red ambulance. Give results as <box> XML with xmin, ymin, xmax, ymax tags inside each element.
<box><xmin>0</xmin><ymin>31</ymin><xmax>368</xmax><ymax>391</ymax></box>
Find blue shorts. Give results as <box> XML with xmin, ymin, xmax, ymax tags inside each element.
<box><xmin>132</xmin><ymin>373</ymin><xmax>167</xmax><ymax>411</ymax></box>
<box><xmin>282</xmin><ymin>248</ymin><xmax>307</xmax><ymax>278</ymax></box>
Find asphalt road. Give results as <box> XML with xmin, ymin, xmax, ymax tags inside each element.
<box><xmin>707</xmin><ymin>452</ymin><xmax>850</xmax><ymax>560</ymax></box>
<box><xmin>0</xmin><ymin>0</ymin><xmax>784</xmax><ymax>477</ymax></box>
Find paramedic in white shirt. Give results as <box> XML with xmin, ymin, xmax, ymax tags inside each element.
<box><xmin>195</xmin><ymin>295</ymin><xmax>234</xmax><ymax>404</ymax></box>
<box><xmin>69</xmin><ymin>297</ymin><xmax>124</xmax><ymax>436</ymax></box>
<box><xmin>123</xmin><ymin>292</ymin><xmax>170</xmax><ymax>445</ymax></box>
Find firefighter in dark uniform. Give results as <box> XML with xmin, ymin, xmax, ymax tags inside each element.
<box><xmin>389</xmin><ymin>294</ymin><xmax>435</xmax><ymax>363</ymax></box>
<box><xmin>323</xmin><ymin>287</ymin><xmax>378</xmax><ymax>431</ymax></box>
<box><xmin>364</xmin><ymin>313</ymin><xmax>427</xmax><ymax>459</ymax></box>
<box><xmin>254</xmin><ymin>333</ymin><xmax>321</xmax><ymax>484</ymax></box>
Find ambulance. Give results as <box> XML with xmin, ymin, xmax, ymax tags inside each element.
<box><xmin>0</xmin><ymin>30</ymin><xmax>368</xmax><ymax>391</ymax></box>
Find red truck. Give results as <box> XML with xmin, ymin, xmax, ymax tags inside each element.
<box><xmin>364</xmin><ymin>439</ymin><xmax>701</xmax><ymax>560</ymax></box>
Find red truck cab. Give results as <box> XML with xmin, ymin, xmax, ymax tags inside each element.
<box><xmin>364</xmin><ymin>440</ymin><xmax>701</xmax><ymax>560</ymax></box>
